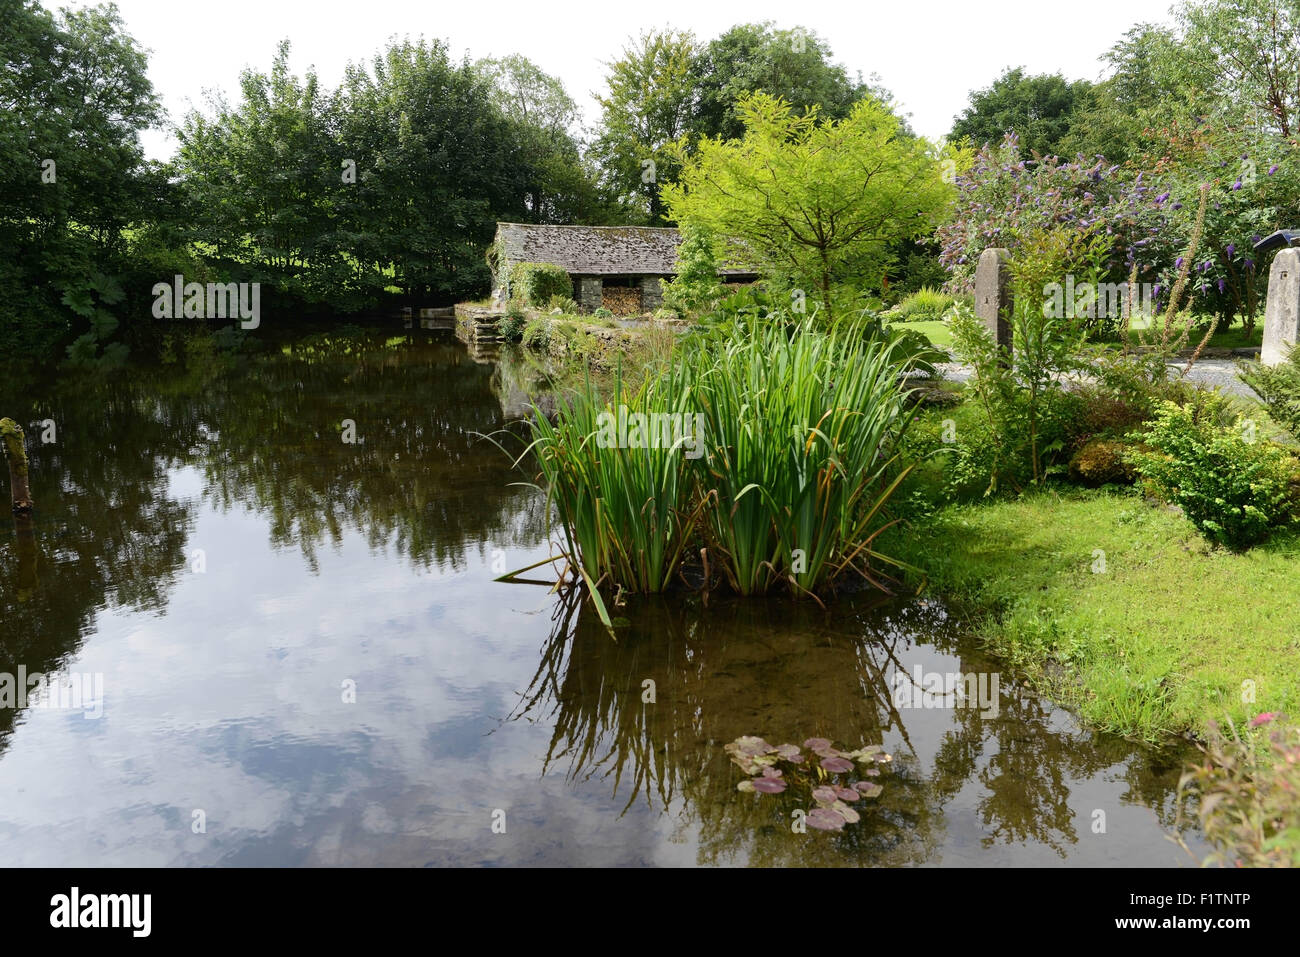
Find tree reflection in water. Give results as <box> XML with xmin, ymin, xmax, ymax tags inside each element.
<box><xmin>512</xmin><ymin>589</ymin><xmax>1195</xmax><ymax>865</ymax></box>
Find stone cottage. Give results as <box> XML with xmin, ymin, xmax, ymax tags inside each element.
<box><xmin>489</xmin><ymin>223</ymin><xmax>756</xmax><ymax>315</ymax></box>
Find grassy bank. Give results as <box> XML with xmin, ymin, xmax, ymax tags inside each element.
<box><xmin>883</xmin><ymin>487</ymin><xmax>1300</xmax><ymax>741</ymax></box>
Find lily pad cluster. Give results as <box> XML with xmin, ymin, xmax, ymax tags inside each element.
<box><xmin>725</xmin><ymin>736</ymin><xmax>893</xmax><ymax>832</ymax></box>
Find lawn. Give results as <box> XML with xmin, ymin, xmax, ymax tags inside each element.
<box><xmin>900</xmin><ymin>319</ymin><xmax>953</xmax><ymax>349</ymax></box>
<box><xmin>884</xmin><ymin>486</ymin><xmax>1300</xmax><ymax>741</ymax></box>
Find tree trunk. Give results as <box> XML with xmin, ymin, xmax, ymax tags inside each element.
<box><xmin>1</xmin><ymin>418</ymin><xmax>33</xmax><ymax>513</ymax></box>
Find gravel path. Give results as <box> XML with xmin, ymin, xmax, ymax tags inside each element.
<box><xmin>934</xmin><ymin>356</ymin><xmax>1260</xmax><ymax>400</ymax></box>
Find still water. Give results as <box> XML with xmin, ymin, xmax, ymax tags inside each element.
<box><xmin>0</xmin><ymin>325</ymin><xmax>1204</xmax><ymax>866</ymax></box>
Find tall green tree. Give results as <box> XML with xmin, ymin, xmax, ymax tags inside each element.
<box><xmin>665</xmin><ymin>93</ymin><xmax>952</xmax><ymax>320</ymax></box>
<box><xmin>590</xmin><ymin>29</ymin><xmax>700</xmax><ymax>224</ymax></box>
<box><xmin>0</xmin><ymin>0</ymin><xmax>163</xmax><ymax>363</ymax></box>
<box><xmin>951</xmin><ymin>67</ymin><xmax>1091</xmax><ymax>158</ymax></box>
<box><xmin>691</xmin><ymin>22</ymin><xmax>870</xmax><ymax>142</ymax></box>
<box><xmin>474</xmin><ymin>55</ymin><xmax>616</xmax><ymax>224</ymax></box>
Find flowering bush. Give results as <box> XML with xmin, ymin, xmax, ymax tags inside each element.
<box><xmin>1141</xmin><ymin>122</ymin><xmax>1300</xmax><ymax>333</ymax></box>
<box><xmin>937</xmin><ymin>133</ymin><xmax>1169</xmax><ymax>333</ymax></box>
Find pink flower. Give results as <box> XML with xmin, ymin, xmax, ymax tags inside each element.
<box><xmin>1249</xmin><ymin>712</ymin><xmax>1279</xmax><ymax>728</ymax></box>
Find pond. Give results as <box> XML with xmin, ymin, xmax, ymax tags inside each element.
<box><xmin>0</xmin><ymin>324</ymin><xmax>1206</xmax><ymax>866</ymax></box>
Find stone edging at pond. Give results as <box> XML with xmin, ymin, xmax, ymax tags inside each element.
<box><xmin>455</xmin><ymin>302</ymin><xmax>687</xmax><ymax>372</ymax></box>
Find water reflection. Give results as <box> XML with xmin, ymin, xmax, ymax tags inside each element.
<box><xmin>513</xmin><ymin>589</ymin><xmax>1199</xmax><ymax>865</ymax></box>
<box><xmin>0</xmin><ymin>324</ymin><xmax>1203</xmax><ymax>866</ymax></box>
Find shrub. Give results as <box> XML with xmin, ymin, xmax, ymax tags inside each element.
<box><xmin>888</xmin><ymin>286</ymin><xmax>955</xmax><ymax>322</ymax></box>
<box><xmin>1239</xmin><ymin>347</ymin><xmax>1300</xmax><ymax>439</ymax></box>
<box><xmin>1127</xmin><ymin>397</ymin><xmax>1296</xmax><ymax>548</ymax></box>
<box><xmin>1068</xmin><ymin>439</ymin><xmax>1137</xmax><ymax>486</ymax></box>
<box><xmin>546</xmin><ymin>294</ymin><xmax>579</xmax><ymax>314</ymax></box>
<box><xmin>591</xmin><ymin>307</ymin><xmax>613</xmax><ymax>319</ymax></box>
<box><xmin>1176</xmin><ymin>715</ymin><xmax>1300</xmax><ymax>868</ymax></box>
<box><xmin>521</xmin><ymin>318</ymin><xmax>551</xmax><ymax>349</ymax></box>
<box><xmin>511</xmin><ymin>262</ymin><xmax>572</xmax><ymax>307</ymax></box>
<box><xmin>660</xmin><ymin>223</ymin><xmax>723</xmax><ymax>318</ymax></box>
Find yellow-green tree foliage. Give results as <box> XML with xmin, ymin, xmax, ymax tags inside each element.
<box><xmin>664</xmin><ymin>93</ymin><xmax>954</xmax><ymax>320</ymax></box>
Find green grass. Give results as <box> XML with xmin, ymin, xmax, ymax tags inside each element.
<box><xmin>883</xmin><ymin>486</ymin><xmax>1300</xmax><ymax>741</ymax></box>
<box><xmin>901</xmin><ymin>319</ymin><xmax>953</xmax><ymax>349</ymax></box>
<box><xmin>1115</xmin><ymin>314</ymin><xmax>1264</xmax><ymax>351</ymax></box>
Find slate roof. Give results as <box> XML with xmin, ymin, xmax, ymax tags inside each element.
<box><xmin>494</xmin><ymin>223</ymin><xmax>753</xmax><ymax>276</ymax></box>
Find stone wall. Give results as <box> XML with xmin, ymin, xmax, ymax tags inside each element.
<box><xmin>639</xmin><ymin>276</ymin><xmax>664</xmax><ymax>312</ymax></box>
<box><xmin>576</xmin><ymin>276</ymin><xmax>603</xmax><ymax>311</ymax></box>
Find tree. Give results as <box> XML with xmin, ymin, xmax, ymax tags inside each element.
<box><xmin>474</xmin><ymin>55</ymin><xmax>616</xmax><ymax>224</ymax></box>
<box><xmin>951</xmin><ymin>67</ymin><xmax>1091</xmax><ymax>158</ymax></box>
<box><xmin>691</xmin><ymin>22</ymin><xmax>870</xmax><ymax>142</ymax></box>
<box><xmin>590</xmin><ymin>30</ymin><xmax>700</xmax><ymax>224</ymax></box>
<box><xmin>0</xmin><ymin>1</ymin><xmax>163</xmax><ymax>364</ymax></box>
<box><xmin>1178</xmin><ymin>0</ymin><xmax>1300</xmax><ymax>136</ymax></box>
<box><xmin>664</xmin><ymin>93</ymin><xmax>952</xmax><ymax>320</ymax></box>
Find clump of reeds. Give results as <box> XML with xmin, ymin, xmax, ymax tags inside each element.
<box><xmin>515</xmin><ymin>316</ymin><xmax>920</xmax><ymax>615</ymax></box>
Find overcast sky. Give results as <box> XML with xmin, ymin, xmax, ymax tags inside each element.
<box><xmin>61</xmin><ymin>0</ymin><xmax>1183</xmax><ymax>160</ymax></box>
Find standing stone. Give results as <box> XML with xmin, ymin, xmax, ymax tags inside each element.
<box><xmin>1262</xmin><ymin>248</ymin><xmax>1300</xmax><ymax>366</ymax></box>
<box><xmin>974</xmin><ymin>248</ymin><xmax>1013</xmax><ymax>355</ymax></box>
<box><xmin>576</xmin><ymin>276</ymin><xmax>603</xmax><ymax>312</ymax></box>
<box><xmin>639</xmin><ymin>276</ymin><xmax>664</xmax><ymax>313</ymax></box>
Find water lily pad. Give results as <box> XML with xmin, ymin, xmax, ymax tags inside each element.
<box><xmin>730</xmin><ymin>736</ymin><xmax>776</xmax><ymax>756</ymax></box>
<box><xmin>803</xmin><ymin>737</ymin><xmax>832</xmax><ymax>752</ymax></box>
<box><xmin>737</xmin><ymin>779</ymin><xmax>756</xmax><ymax>792</ymax></box>
<box><xmin>832</xmin><ymin>801</ymin><xmax>861</xmax><ymax>824</ymax></box>
<box><xmin>759</xmin><ymin>766</ymin><xmax>783</xmax><ymax>779</ymax></box>
<box><xmin>811</xmin><ymin>786</ymin><xmax>838</xmax><ymax>805</ymax></box>
<box><xmin>806</xmin><ymin>807</ymin><xmax>846</xmax><ymax>831</ymax></box>
<box><xmin>820</xmin><ymin>755</ymin><xmax>854</xmax><ymax>773</ymax></box>
<box><xmin>873</xmin><ymin>753</ymin><xmax>893</xmax><ymax>764</ymax></box>
<box><xmin>853</xmin><ymin>781</ymin><xmax>883</xmax><ymax>798</ymax></box>
<box><xmin>775</xmin><ymin>744</ymin><xmax>803</xmax><ymax>761</ymax></box>
<box><xmin>835</xmin><ymin>787</ymin><xmax>861</xmax><ymax>802</ymax></box>
<box><xmin>752</xmin><ymin>776</ymin><xmax>787</xmax><ymax>794</ymax></box>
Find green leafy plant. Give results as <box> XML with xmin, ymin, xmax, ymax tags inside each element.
<box><xmin>887</xmin><ymin>286</ymin><xmax>955</xmax><ymax>322</ymax></box>
<box><xmin>660</xmin><ymin>223</ymin><xmax>723</xmax><ymax>318</ymax></box>
<box><xmin>546</xmin><ymin>294</ymin><xmax>579</xmax><ymax>313</ymax></box>
<box><xmin>521</xmin><ymin>318</ymin><xmax>551</xmax><ymax>348</ymax></box>
<box><xmin>1175</xmin><ymin>715</ymin><xmax>1300</xmax><ymax>867</ymax></box>
<box><xmin>1239</xmin><ymin>346</ymin><xmax>1300</xmax><ymax>440</ymax></box>
<box><xmin>514</xmin><ymin>314</ymin><xmax>922</xmax><ymax>604</ymax></box>
<box><xmin>61</xmin><ymin>272</ymin><xmax>129</xmax><ymax>371</ymax></box>
<box><xmin>510</xmin><ymin>262</ymin><xmax>573</xmax><ymax>307</ymax></box>
<box><xmin>1127</xmin><ymin>396</ymin><xmax>1296</xmax><ymax>548</ymax></box>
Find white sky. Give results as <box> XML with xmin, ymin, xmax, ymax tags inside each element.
<box><xmin>59</xmin><ymin>0</ymin><xmax>1183</xmax><ymax>161</ymax></box>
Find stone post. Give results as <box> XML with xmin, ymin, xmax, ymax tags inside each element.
<box><xmin>639</xmin><ymin>276</ymin><xmax>664</xmax><ymax>313</ymax></box>
<box><xmin>1</xmin><ymin>418</ymin><xmax>33</xmax><ymax>514</ymax></box>
<box><xmin>974</xmin><ymin>248</ymin><xmax>1013</xmax><ymax>356</ymax></box>
<box><xmin>1262</xmin><ymin>248</ymin><xmax>1300</xmax><ymax>366</ymax></box>
<box><xmin>576</xmin><ymin>276</ymin><xmax>603</xmax><ymax>312</ymax></box>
